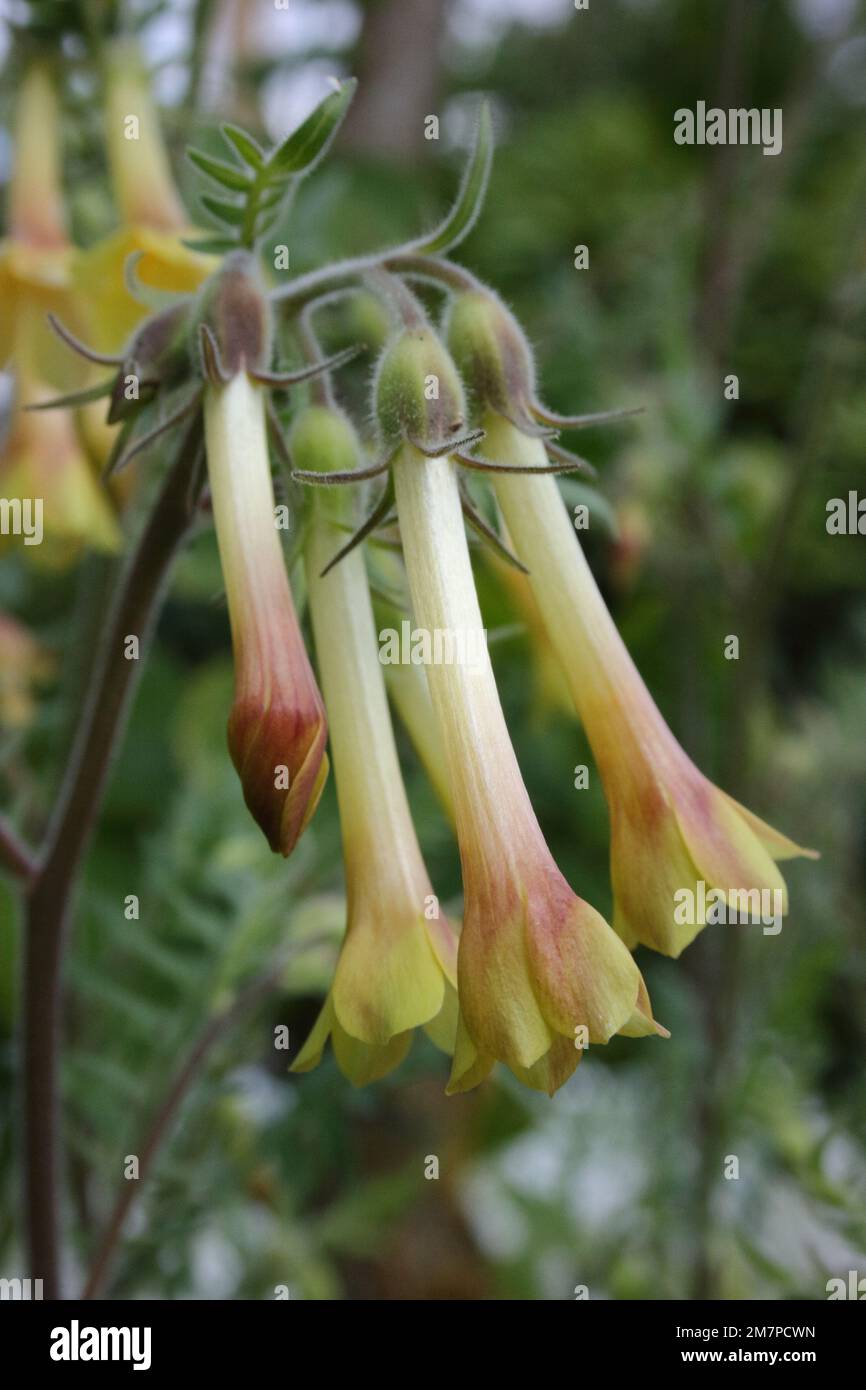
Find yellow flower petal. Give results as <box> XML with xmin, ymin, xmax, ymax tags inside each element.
<box><xmin>333</xmin><ymin>908</ymin><xmax>446</xmax><ymax>1046</ymax></box>
<box><xmin>719</xmin><ymin>789</ymin><xmax>819</xmax><ymax>863</ymax></box>
<box><xmin>446</xmin><ymin>1011</ymin><xmax>496</xmax><ymax>1094</ymax></box>
<box><xmin>73</xmin><ymin>227</ymin><xmax>215</xmax><ymax>353</ymax></box>
<box><xmin>332</xmin><ymin>1018</ymin><xmax>413</xmax><ymax>1086</ymax></box>
<box><xmin>509</xmin><ymin>1033</ymin><xmax>582</xmax><ymax>1096</ymax></box>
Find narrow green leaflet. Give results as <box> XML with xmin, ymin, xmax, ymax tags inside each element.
<box><xmin>271</xmin><ymin>77</ymin><xmax>357</xmax><ymax>174</ymax></box>
<box><xmin>221</xmin><ymin>122</ymin><xmax>265</xmax><ymax>170</ymax></box>
<box><xmin>200</xmin><ymin>194</ymin><xmax>246</xmax><ymax>227</ymax></box>
<box><xmin>182</xmin><ymin>234</ymin><xmax>236</xmax><ymax>255</ymax></box>
<box><xmin>186</xmin><ymin>148</ymin><xmax>253</xmax><ymax>192</ymax></box>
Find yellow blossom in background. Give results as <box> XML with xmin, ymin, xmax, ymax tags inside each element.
<box><xmin>0</xmin><ymin>64</ymin><xmax>121</xmax><ymax>562</ymax></box>
<box><xmin>72</xmin><ymin>42</ymin><xmax>215</xmax><ymax>355</ymax></box>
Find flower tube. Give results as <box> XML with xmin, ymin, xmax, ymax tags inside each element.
<box><xmin>290</xmin><ymin>406</ymin><xmax>458</xmax><ymax>1084</ymax></box>
<box><xmin>372</xmin><ymin>326</ymin><xmax>665</xmax><ymax>1094</ymax></box>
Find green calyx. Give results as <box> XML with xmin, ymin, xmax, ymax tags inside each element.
<box><xmin>289</xmin><ymin>405</ymin><xmax>360</xmax><ymax>477</ymax></box>
<box><xmin>375</xmin><ymin>327</ymin><xmax>467</xmax><ymax>450</ymax></box>
<box><xmin>445</xmin><ymin>289</ymin><xmax>536</xmax><ymax>420</ymax></box>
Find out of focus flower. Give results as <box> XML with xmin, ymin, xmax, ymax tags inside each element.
<box><xmin>2</xmin><ymin>374</ymin><xmax>121</xmax><ymax>563</ymax></box>
<box><xmin>73</xmin><ymin>42</ymin><xmax>214</xmax><ymax>356</ymax></box>
<box><xmin>609</xmin><ymin>496</ymin><xmax>652</xmax><ymax>593</ymax></box>
<box><xmin>291</xmin><ymin>405</ymin><xmax>458</xmax><ymax>1083</ymax></box>
<box><xmin>0</xmin><ymin>64</ymin><xmax>121</xmax><ymax>561</ymax></box>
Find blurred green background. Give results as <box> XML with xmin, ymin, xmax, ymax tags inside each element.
<box><xmin>1</xmin><ymin>0</ymin><xmax>865</xmax><ymax>1299</ymax></box>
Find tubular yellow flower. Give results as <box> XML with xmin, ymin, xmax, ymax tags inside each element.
<box><xmin>391</xmin><ymin>431</ymin><xmax>664</xmax><ymax>1096</ymax></box>
<box><xmin>0</xmin><ymin>64</ymin><xmax>83</xmax><ymax>386</ymax></box>
<box><xmin>487</xmin><ymin>414</ymin><xmax>818</xmax><ymax>958</ymax></box>
<box><xmin>104</xmin><ymin>41</ymin><xmax>186</xmax><ymax>234</ymax></box>
<box><xmin>7</xmin><ymin>63</ymin><xmax>66</xmax><ymax>251</ymax></box>
<box><xmin>291</xmin><ymin>407</ymin><xmax>458</xmax><ymax>1085</ymax></box>
<box><xmin>202</xmin><ymin>374</ymin><xmax>328</xmax><ymax>857</ymax></box>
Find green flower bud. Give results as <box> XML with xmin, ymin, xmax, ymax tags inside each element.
<box><xmin>289</xmin><ymin>403</ymin><xmax>362</xmax><ymax>527</ymax></box>
<box><xmin>289</xmin><ymin>403</ymin><xmax>360</xmax><ymax>477</ymax></box>
<box><xmin>374</xmin><ymin>326</ymin><xmax>468</xmax><ymax>450</ymax></box>
<box><xmin>445</xmin><ymin>288</ymin><xmax>536</xmax><ymax>422</ymax></box>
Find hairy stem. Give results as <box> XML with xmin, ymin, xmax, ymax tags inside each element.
<box><xmin>274</xmin><ymin>251</ymin><xmax>479</xmax><ymax>310</ymax></box>
<box><xmin>23</xmin><ymin>429</ymin><xmax>202</xmax><ymax>1298</ymax></box>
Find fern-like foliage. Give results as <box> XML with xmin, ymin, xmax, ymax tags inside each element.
<box><xmin>185</xmin><ymin>78</ymin><xmax>357</xmax><ymax>253</ymax></box>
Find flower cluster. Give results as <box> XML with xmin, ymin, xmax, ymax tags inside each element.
<box><xmin>28</xmin><ymin>67</ymin><xmax>815</xmax><ymax>1097</ymax></box>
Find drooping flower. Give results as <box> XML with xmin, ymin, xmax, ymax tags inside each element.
<box><xmin>295</xmin><ymin>310</ymin><xmax>666</xmax><ymax>1094</ymax></box>
<box><xmin>446</xmin><ymin>287</ymin><xmax>817</xmax><ymax>957</ymax></box>
<box><xmin>199</xmin><ymin>260</ymin><xmax>331</xmax><ymax>856</ymax></box>
<box><xmin>290</xmin><ymin>404</ymin><xmax>459</xmax><ymax>1082</ymax></box>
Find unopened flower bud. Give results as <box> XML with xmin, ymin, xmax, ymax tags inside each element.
<box><xmin>203</xmin><ymin>370</ymin><xmax>328</xmax><ymax>856</ymax></box>
<box><xmin>106</xmin><ymin>300</ymin><xmax>191</xmax><ymax>423</ymax></box>
<box><xmin>374</xmin><ymin>326</ymin><xmax>468</xmax><ymax>451</ymax></box>
<box><xmin>289</xmin><ymin>404</ymin><xmax>359</xmax><ymax>480</ymax></box>
<box><xmin>196</xmin><ymin>250</ymin><xmax>273</xmax><ymax>381</ymax></box>
<box><xmin>445</xmin><ymin>288</ymin><xmax>536</xmax><ymax>422</ymax></box>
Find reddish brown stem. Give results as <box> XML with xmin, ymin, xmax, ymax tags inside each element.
<box><xmin>23</xmin><ymin>431</ymin><xmax>202</xmax><ymax>1298</ymax></box>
